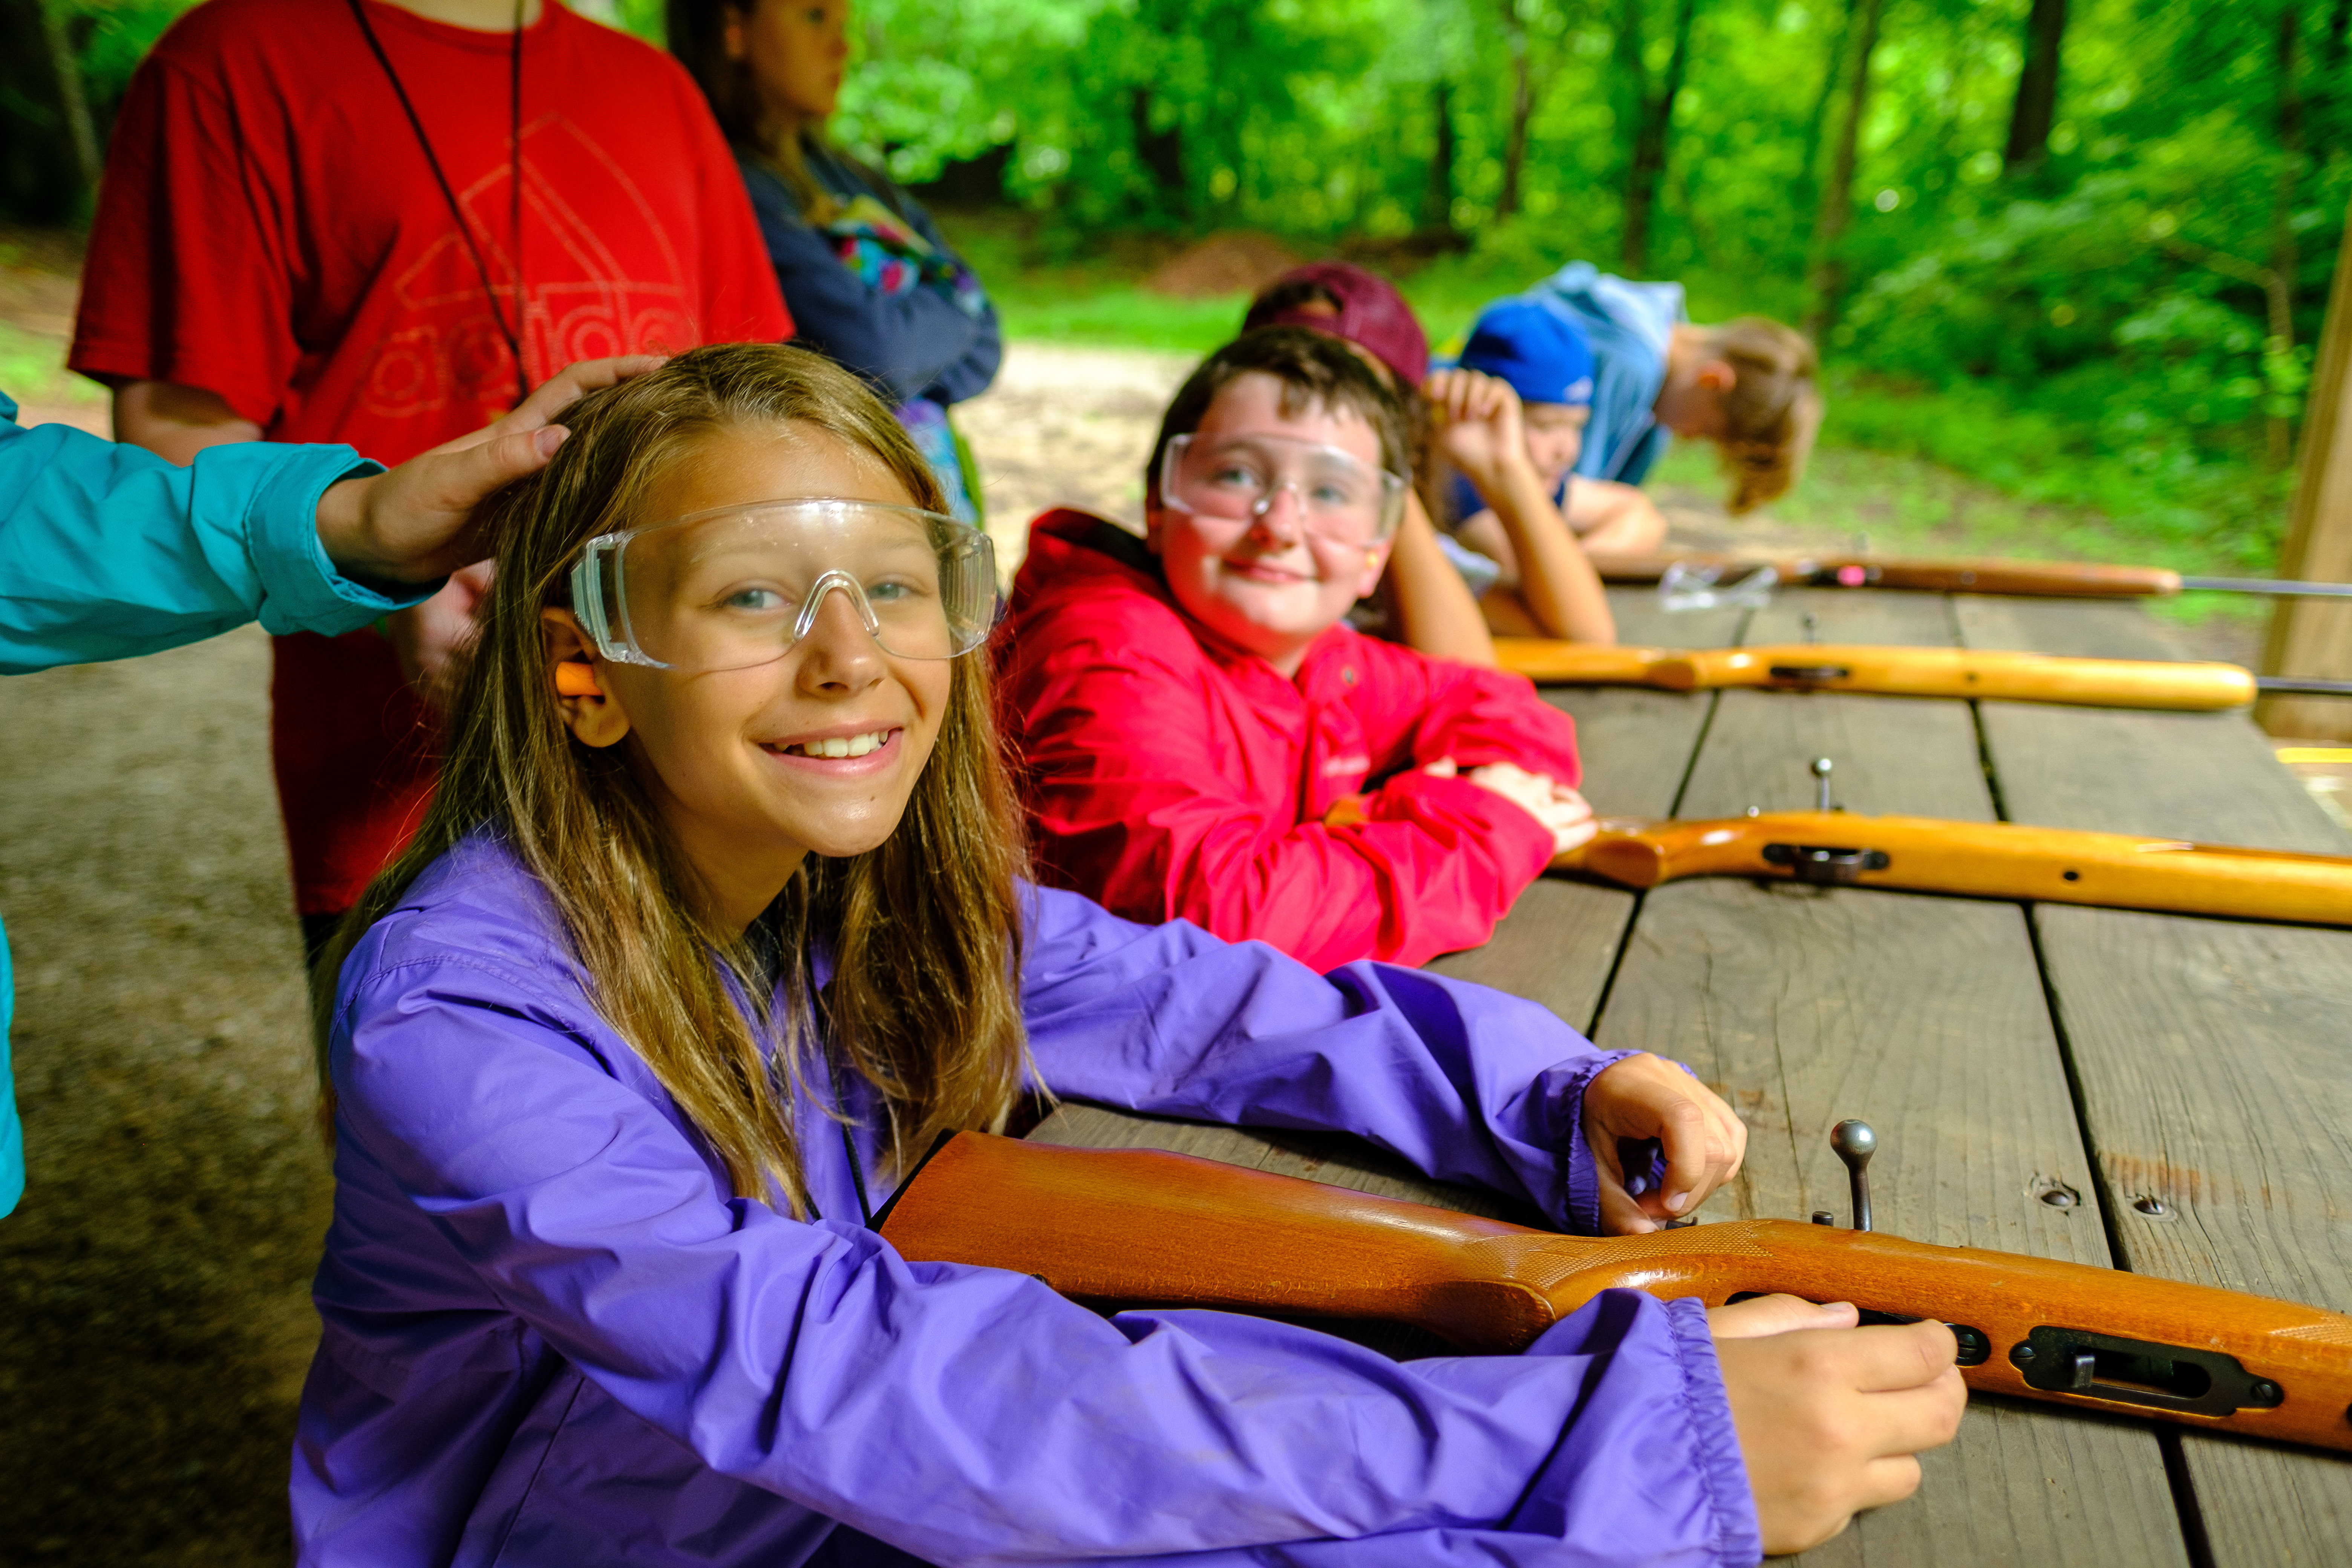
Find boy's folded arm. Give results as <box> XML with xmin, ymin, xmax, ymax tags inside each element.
<box><xmin>1018</xmin><ymin>654</ymin><xmax>1559</xmax><ymax>971</ymax></box>
<box><xmin>1033</xmin><ymin>758</ymin><xmax>1551</xmax><ymax>972</ymax></box>
<box><xmin>332</xmin><ymin>962</ymin><xmax>1752</xmax><ymax>1567</ymax></box>
<box><xmin>1342</xmin><ymin>632</ymin><xmax>1582</xmax><ymax>787</ymax></box>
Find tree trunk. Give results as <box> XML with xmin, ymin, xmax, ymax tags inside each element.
<box><xmin>1129</xmin><ymin>87</ymin><xmax>1186</xmax><ymax>207</ymax></box>
<box><xmin>1621</xmin><ymin>0</ymin><xmax>1700</xmax><ymax>273</ymax></box>
<box><xmin>1797</xmin><ymin>4</ymin><xmax>1851</xmax><ymax>219</ymax></box>
<box><xmin>1425</xmin><ymin>80</ymin><xmax>1458</xmax><ymax>234</ymax></box>
<box><xmin>2002</xmin><ymin>0</ymin><xmax>2067</xmax><ymax>175</ymax></box>
<box><xmin>2273</xmin><ymin>4</ymin><xmax>2309</xmax><ymax>470</ymax></box>
<box><xmin>0</xmin><ymin>0</ymin><xmax>97</xmax><ymax>221</ymax></box>
<box><xmin>1496</xmin><ymin>0</ymin><xmax>1534</xmax><ymax>221</ymax></box>
<box><xmin>1803</xmin><ymin>0</ymin><xmax>1886</xmax><ymax>343</ymax></box>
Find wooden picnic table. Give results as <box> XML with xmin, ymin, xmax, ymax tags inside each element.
<box><xmin>1028</xmin><ymin>585</ymin><xmax>2352</xmax><ymax>1565</ymax></box>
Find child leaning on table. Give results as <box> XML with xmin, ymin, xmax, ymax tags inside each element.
<box><xmin>1438</xmin><ymin>299</ymin><xmax>1674</xmax><ymax>639</ymax></box>
<box><xmin>297</xmin><ymin>340</ymin><xmax>1963</xmax><ymax>1568</ymax></box>
<box><xmin>997</xmin><ymin>326</ymin><xmax>1597</xmax><ymax>971</ymax></box>
<box><xmin>1243</xmin><ymin>263</ymin><xmax>1615</xmax><ymax>651</ymax></box>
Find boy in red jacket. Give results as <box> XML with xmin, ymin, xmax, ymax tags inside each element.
<box><xmin>998</xmin><ymin>328</ymin><xmax>1593</xmax><ymax>971</ymax></box>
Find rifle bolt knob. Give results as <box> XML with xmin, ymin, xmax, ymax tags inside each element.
<box><xmin>2133</xmin><ymin>1196</ymin><xmax>2170</xmax><ymax>1216</ymax></box>
<box><xmin>1830</xmin><ymin>1118</ymin><xmax>1876</xmax><ymax>1163</ymax></box>
<box><xmin>1830</xmin><ymin>1119</ymin><xmax>1876</xmax><ymax>1231</ymax></box>
<box><xmin>1811</xmin><ymin>1210</ymin><xmax>1836</xmax><ymax>1225</ymax></box>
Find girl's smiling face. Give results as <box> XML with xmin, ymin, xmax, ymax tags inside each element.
<box><xmin>545</xmin><ymin>425</ymin><xmax>953</xmax><ymax>931</ymax></box>
<box><xmin>1144</xmin><ymin>372</ymin><xmax>1393</xmax><ymax>678</ymax></box>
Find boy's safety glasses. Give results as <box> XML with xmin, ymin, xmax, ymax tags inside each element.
<box><xmin>1159</xmin><ymin>433</ymin><xmax>1409</xmax><ymax>544</ymax></box>
<box><xmin>568</xmin><ymin>499</ymin><xmax>998</xmax><ymax>672</ymax></box>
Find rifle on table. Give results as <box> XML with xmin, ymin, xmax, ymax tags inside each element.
<box><xmin>1548</xmin><ymin>810</ymin><xmax>2352</xmax><ymax>928</ymax></box>
<box><xmin>1490</xmin><ymin>640</ymin><xmax>2352</xmax><ymax>707</ymax></box>
<box><xmin>878</xmin><ymin>1123</ymin><xmax>2352</xmax><ymax>1453</ymax></box>
<box><xmin>1588</xmin><ymin>550</ymin><xmax>2352</xmax><ymax>601</ymax></box>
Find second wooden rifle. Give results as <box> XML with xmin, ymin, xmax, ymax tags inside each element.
<box><xmin>1491</xmin><ymin>639</ymin><xmax>2352</xmax><ymax>707</ymax></box>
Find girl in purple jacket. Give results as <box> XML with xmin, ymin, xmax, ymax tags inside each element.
<box><xmin>296</xmin><ymin>343</ymin><xmax>1962</xmax><ymax>1567</ymax></box>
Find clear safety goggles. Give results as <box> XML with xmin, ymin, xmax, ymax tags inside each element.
<box><xmin>1159</xmin><ymin>432</ymin><xmax>1409</xmax><ymax>544</ymax></box>
<box><xmin>568</xmin><ymin>499</ymin><xmax>998</xmax><ymax>672</ymax></box>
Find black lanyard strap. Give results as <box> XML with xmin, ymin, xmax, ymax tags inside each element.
<box><xmin>343</xmin><ymin>0</ymin><xmax>529</xmax><ymax>408</ymax></box>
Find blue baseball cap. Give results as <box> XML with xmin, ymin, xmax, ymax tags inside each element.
<box><xmin>1458</xmin><ymin>299</ymin><xmax>1596</xmax><ymax>407</ymax></box>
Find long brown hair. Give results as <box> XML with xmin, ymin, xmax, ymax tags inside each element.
<box><xmin>317</xmin><ymin>343</ymin><xmax>1031</xmax><ymax>1213</ymax></box>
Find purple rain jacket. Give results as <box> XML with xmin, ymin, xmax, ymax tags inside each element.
<box><xmin>295</xmin><ymin>833</ymin><xmax>1760</xmax><ymax>1568</ymax></box>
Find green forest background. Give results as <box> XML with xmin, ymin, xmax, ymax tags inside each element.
<box><xmin>2</xmin><ymin>0</ymin><xmax>2345</xmax><ymax>590</ymax></box>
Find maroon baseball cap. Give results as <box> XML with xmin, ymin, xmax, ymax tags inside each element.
<box><xmin>1243</xmin><ymin>262</ymin><xmax>1430</xmax><ymax>388</ymax></box>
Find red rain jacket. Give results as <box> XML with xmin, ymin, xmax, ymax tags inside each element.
<box><xmin>997</xmin><ymin>510</ymin><xmax>1582</xmax><ymax>970</ymax></box>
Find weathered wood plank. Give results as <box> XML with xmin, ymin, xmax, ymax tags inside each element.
<box><xmin>1958</xmin><ymin>593</ymin><xmax>2352</xmax><ymax>1566</ymax></box>
<box><xmin>1426</xmin><ymin>590</ymin><xmax>1737</xmax><ymax>1031</ymax></box>
<box><xmin>1591</xmin><ymin>586</ymin><xmax>2187</xmax><ymax>1567</ymax></box>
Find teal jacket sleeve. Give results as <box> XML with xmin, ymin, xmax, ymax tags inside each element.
<box><xmin>0</xmin><ymin>391</ymin><xmax>423</xmax><ymax>675</ymax></box>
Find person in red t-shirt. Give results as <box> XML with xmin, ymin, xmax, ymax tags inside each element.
<box><xmin>72</xmin><ymin>0</ymin><xmax>792</xmax><ymax>958</ymax></box>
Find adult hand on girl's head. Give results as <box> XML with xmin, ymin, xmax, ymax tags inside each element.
<box><xmin>1580</xmin><ymin>1050</ymin><xmax>1746</xmax><ymax>1233</ymax></box>
<box><xmin>315</xmin><ymin>354</ymin><xmax>667</xmax><ymax>586</ymax></box>
<box><xmin>1424</xmin><ymin>366</ymin><xmax>1531</xmax><ymax>495</ymax></box>
<box><xmin>1713</xmin><ymin>1311</ymin><xmax>1966</xmax><ymax>1554</ymax></box>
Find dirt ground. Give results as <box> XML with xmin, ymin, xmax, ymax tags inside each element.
<box><xmin>0</xmin><ymin>247</ymin><xmax>2329</xmax><ymax>1563</ymax></box>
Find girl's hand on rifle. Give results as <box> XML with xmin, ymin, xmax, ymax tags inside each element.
<box><xmin>1580</xmin><ymin>1051</ymin><xmax>1746</xmax><ymax>1233</ymax></box>
<box><xmin>1708</xmin><ymin>1297</ymin><xmax>1967</xmax><ymax>1554</ymax></box>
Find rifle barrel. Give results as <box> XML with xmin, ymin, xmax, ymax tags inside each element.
<box><xmin>2182</xmin><ymin>576</ymin><xmax>2352</xmax><ymax>599</ymax></box>
<box><xmin>2256</xmin><ymin>677</ymin><xmax>2352</xmax><ymax>698</ymax></box>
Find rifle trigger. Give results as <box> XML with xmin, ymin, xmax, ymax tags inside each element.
<box><xmin>2069</xmin><ymin>1351</ymin><xmax>2098</xmax><ymax>1391</ymax></box>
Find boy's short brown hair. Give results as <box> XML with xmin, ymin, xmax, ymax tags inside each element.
<box><xmin>1704</xmin><ymin>317</ymin><xmax>1823</xmax><ymax>514</ymax></box>
<box><xmin>1145</xmin><ymin>328</ymin><xmax>1416</xmax><ymax>507</ymax></box>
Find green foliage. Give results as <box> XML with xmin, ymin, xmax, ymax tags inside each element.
<box><xmin>31</xmin><ymin>0</ymin><xmax>2351</xmax><ymax>578</ymax></box>
<box><xmin>59</xmin><ymin>0</ymin><xmax>200</xmax><ymax>127</ymax></box>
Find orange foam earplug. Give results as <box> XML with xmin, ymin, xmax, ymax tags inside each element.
<box><xmin>554</xmin><ymin>663</ymin><xmax>604</xmax><ymax>697</ymax></box>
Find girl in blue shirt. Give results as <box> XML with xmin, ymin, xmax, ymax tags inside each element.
<box><xmin>672</xmin><ymin>0</ymin><xmax>1001</xmax><ymax>526</ymax></box>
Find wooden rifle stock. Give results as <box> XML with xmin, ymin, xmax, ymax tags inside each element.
<box><xmin>1586</xmin><ymin>550</ymin><xmax>2352</xmax><ymax>600</ymax></box>
<box><xmin>1551</xmin><ymin>813</ymin><xmax>2352</xmax><ymax>928</ymax></box>
<box><xmin>879</xmin><ymin>1133</ymin><xmax>2352</xmax><ymax>1452</ymax></box>
<box><xmin>1586</xmin><ymin>551</ymin><xmax>2182</xmax><ymax>597</ymax></box>
<box><xmin>1489</xmin><ymin>640</ymin><xmax>2258</xmax><ymax>710</ymax></box>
